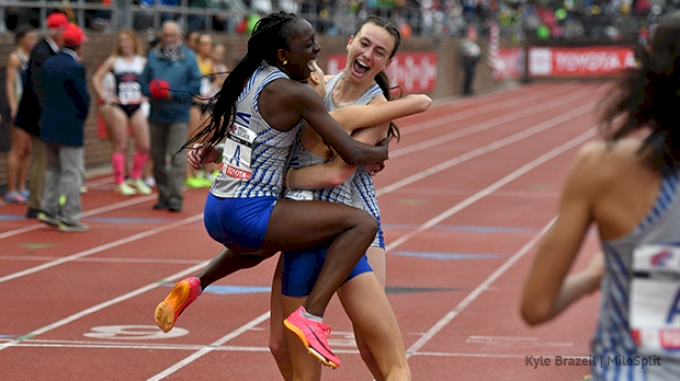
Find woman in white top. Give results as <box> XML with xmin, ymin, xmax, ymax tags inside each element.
<box><xmin>92</xmin><ymin>29</ymin><xmax>152</xmax><ymax>196</ymax></box>
<box><xmin>4</xmin><ymin>25</ymin><xmax>37</xmax><ymax>203</ymax></box>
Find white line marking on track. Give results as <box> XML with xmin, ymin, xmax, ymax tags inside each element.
<box><xmin>0</xmin><ymin>213</ymin><xmax>204</xmax><ymax>284</ymax></box>
<box><xmin>0</xmin><ymin>194</ymin><xmax>157</xmax><ymax>240</ymax></box>
<box><xmin>0</xmin><ymin>261</ymin><xmax>209</xmax><ymax>352</ymax></box>
<box><xmin>146</xmin><ymin>312</ymin><xmax>271</xmax><ymax>381</ymax></box>
<box><xmin>397</xmin><ymin>128</ymin><xmax>597</xmax><ymax>357</ymax></box>
<box><xmin>399</xmin><ymin>85</ymin><xmax>580</xmax><ymax>136</ymax></box>
<box><xmin>392</xmin><ymin>88</ymin><xmax>594</xmax><ymax>156</ymax></box>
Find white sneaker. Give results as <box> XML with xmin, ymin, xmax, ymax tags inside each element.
<box><xmin>128</xmin><ymin>178</ymin><xmax>153</xmax><ymax>195</ymax></box>
<box><xmin>144</xmin><ymin>177</ymin><xmax>156</xmax><ymax>188</ymax></box>
<box><xmin>115</xmin><ymin>183</ymin><xmax>137</xmax><ymax>196</ymax></box>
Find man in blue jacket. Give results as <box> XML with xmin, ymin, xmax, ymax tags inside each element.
<box><xmin>140</xmin><ymin>21</ymin><xmax>201</xmax><ymax>213</ymax></box>
<box><xmin>37</xmin><ymin>24</ymin><xmax>90</xmax><ymax>232</ymax></box>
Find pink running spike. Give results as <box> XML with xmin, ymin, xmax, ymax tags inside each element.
<box><xmin>284</xmin><ymin>306</ymin><xmax>340</xmax><ymax>369</ymax></box>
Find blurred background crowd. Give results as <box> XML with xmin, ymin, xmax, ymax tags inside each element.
<box><xmin>2</xmin><ymin>0</ymin><xmax>677</xmax><ymax>43</ymax></box>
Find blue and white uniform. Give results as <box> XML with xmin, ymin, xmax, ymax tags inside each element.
<box><xmin>204</xmin><ymin>63</ymin><xmax>301</xmax><ymax>250</ymax></box>
<box><xmin>594</xmin><ymin>171</ymin><xmax>680</xmax><ymax>380</ymax></box>
<box><xmin>325</xmin><ymin>73</ymin><xmax>386</xmax><ymax>249</ymax></box>
<box><xmin>281</xmin><ymin>137</ymin><xmax>371</xmax><ymax>297</ymax></box>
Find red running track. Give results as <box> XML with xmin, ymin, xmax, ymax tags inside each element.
<box><xmin>0</xmin><ymin>82</ymin><xmax>608</xmax><ymax>381</ymax></box>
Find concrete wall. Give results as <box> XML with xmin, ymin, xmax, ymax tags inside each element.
<box><xmin>0</xmin><ymin>33</ymin><xmax>507</xmax><ymax>187</ymax></box>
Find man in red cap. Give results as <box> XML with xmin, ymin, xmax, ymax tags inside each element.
<box><xmin>15</xmin><ymin>11</ymin><xmax>69</xmax><ymax>219</ymax></box>
<box><xmin>36</xmin><ymin>24</ymin><xmax>90</xmax><ymax>232</ymax></box>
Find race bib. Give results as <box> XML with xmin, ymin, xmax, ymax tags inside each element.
<box><xmin>222</xmin><ymin>123</ymin><xmax>257</xmax><ymax>180</ymax></box>
<box><xmin>630</xmin><ymin>244</ymin><xmax>680</xmax><ymax>355</ymax></box>
<box><xmin>285</xmin><ymin>189</ymin><xmax>314</xmax><ymax>201</ymax></box>
<box><xmin>118</xmin><ymin>82</ymin><xmax>142</xmax><ymax>105</ymax></box>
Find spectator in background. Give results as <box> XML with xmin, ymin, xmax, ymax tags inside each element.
<box><xmin>4</xmin><ymin>25</ymin><xmax>38</xmax><ymax>203</ymax></box>
<box><xmin>140</xmin><ymin>21</ymin><xmax>201</xmax><ymax>213</ymax></box>
<box><xmin>185</xmin><ymin>33</ymin><xmax>219</xmax><ymax>189</ymax></box>
<box><xmin>37</xmin><ymin>24</ymin><xmax>90</xmax><ymax>232</ymax></box>
<box><xmin>91</xmin><ymin>29</ymin><xmax>153</xmax><ymax>197</ymax></box>
<box><xmin>15</xmin><ymin>12</ymin><xmax>69</xmax><ymax>219</ymax></box>
<box><xmin>459</xmin><ymin>26</ymin><xmax>481</xmax><ymax>96</ymax></box>
<box><xmin>185</xmin><ymin>30</ymin><xmax>200</xmax><ymax>51</ymax></box>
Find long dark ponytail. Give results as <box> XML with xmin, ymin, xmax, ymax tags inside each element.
<box><xmin>600</xmin><ymin>11</ymin><xmax>680</xmax><ymax>169</ymax></box>
<box><xmin>182</xmin><ymin>12</ymin><xmax>301</xmax><ymax>154</ymax></box>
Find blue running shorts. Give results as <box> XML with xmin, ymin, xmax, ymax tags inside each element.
<box><xmin>203</xmin><ymin>193</ymin><xmax>277</xmax><ymax>250</ymax></box>
<box><xmin>281</xmin><ymin>245</ymin><xmax>373</xmax><ymax>297</ymax></box>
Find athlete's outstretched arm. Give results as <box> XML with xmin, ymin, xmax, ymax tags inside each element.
<box><xmin>288</xmin><ymin>94</ymin><xmax>432</xmax><ymax>189</ymax></box>
<box><xmin>520</xmin><ymin>143</ymin><xmax>604</xmax><ymax>326</ymax></box>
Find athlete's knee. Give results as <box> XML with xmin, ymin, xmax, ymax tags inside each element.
<box><xmin>268</xmin><ymin>332</ymin><xmax>290</xmax><ymax>366</ymax></box>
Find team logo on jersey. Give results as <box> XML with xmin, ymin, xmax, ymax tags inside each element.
<box><xmin>651</xmin><ymin>250</ymin><xmax>673</xmax><ymax>267</ymax></box>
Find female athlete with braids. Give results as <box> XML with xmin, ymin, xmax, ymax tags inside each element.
<box><xmin>521</xmin><ymin>12</ymin><xmax>680</xmax><ymax>379</ymax></box>
<box><xmin>154</xmin><ymin>12</ymin><xmax>389</xmax><ymax>367</ymax></box>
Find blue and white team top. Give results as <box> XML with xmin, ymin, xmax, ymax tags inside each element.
<box><xmin>284</xmin><ymin>137</ymin><xmax>353</xmax><ymax>205</ymax></box>
<box><xmin>113</xmin><ymin>55</ymin><xmax>145</xmax><ymax>105</ymax></box>
<box><xmin>323</xmin><ymin>73</ymin><xmax>384</xmax><ymax>220</ymax></box>
<box><xmin>211</xmin><ymin>63</ymin><xmax>300</xmax><ymax>199</ymax></box>
<box><xmin>595</xmin><ymin>171</ymin><xmax>680</xmax><ymax>380</ymax></box>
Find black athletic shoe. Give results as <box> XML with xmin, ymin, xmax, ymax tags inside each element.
<box><xmin>153</xmin><ymin>200</ymin><xmax>169</xmax><ymax>210</ymax></box>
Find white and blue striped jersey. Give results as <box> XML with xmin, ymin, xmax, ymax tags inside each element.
<box><xmin>594</xmin><ymin>172</ymin><xmax>680</xmax><ymax>380</ymax></box>
<box><xmin>211</xmin><ymin>63</ymin><xmax>302</xmax><ymax>199</ymax></box>
<box><xmin>323</xmin><ymin>73</ymin><xmax>384</xmax><ymax>219</ymax></box>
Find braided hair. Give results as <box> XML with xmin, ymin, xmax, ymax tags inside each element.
<box><xmin>183</xmin><ymin>12</ymin><xmax>302</xmax><ymax>153</ymax></box>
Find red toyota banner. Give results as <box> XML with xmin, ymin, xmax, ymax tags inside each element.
<box><xmin>326</xmin><ymin>52</ymin><xmax>438</xmax><ymax>93</ymax></box>
<box><xmin>528</xmin><ymin>46</ymin><xmax>636</xmax><ymax>77</ymax></box>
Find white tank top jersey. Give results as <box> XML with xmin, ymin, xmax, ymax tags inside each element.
<box><xmin>594</xmin><ymin>171</ymin><xmax>680</xmax><ymax>380</ymax></box>
<box><xmin>323</xmin><ymin>73</ymin><xmax>384</xmax><ymax>219</ymax></box>
<box><xmin>14</xmin><ymin>49</ymin><xmax>28</xmax><ymax>101</ymax></box>
<box><xmin>113</xmin><ymin>55</ymin><xmax>145</xmax><ymax>105</ymax></box>
<box><xmin>211</xmin><ymin>63</ymin><xmax>301</xmax><ymax>199</ymax></box>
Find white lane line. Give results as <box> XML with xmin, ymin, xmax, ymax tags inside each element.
<box><xmin>387</xmin><ymin>127</ymin><xmax>595</xmax><ymax>253</ymax></box>
<box><xmin>0</xmin><ymin>194</ymin><xmax>157</xmax><ymax>240</ymax></box>
<box><xmin>4</xmin><ymin>338</ymin><xmax>572</xmax><ymax>360</ymax></box>
<box><xmin>0</xmin><ymin>213</ymin><xmax>204</xmax><ymax>284</ymax></box>
<box><xmin>391</xmin><ymin>88</ymin><xmax>595</xmax><ymax>158</ymax></box>
<box><xmin>405</xmin><ymin>218</ymin><xmax>555</xmax><ymax>357</ymax></box>
<box><xmin>399</xmin><ymin>84</ymin><xmax>584</xmax><ymax>137</ymax></box>
<box><xmin>399</xmin><ymin>130</ymin><xmax>597</xmax><ymax>357</ymax></box>
<box><xmin>0</xmin><ymin>255</ymin><xmax>204</xmax><ymax>265</ymax></box>
<box><xmin>0</xmin><ymin>261</ymin><xmax>209</xmax><ymax>352</ymax></box>
<box><xmin>380</xmin><ymin>103</ymin><xmax>595</xmax><ymax>197</ymax></box>
<box><xmin>146</xmin><ymin>312</ymin><xmax>271</xmax><ymax>381</ymax></box>
<box><xmin>398</xmin><ymin>84</ymin><xmax>593</xmax><ymax>137</ymax></box>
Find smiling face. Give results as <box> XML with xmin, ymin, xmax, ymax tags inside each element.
<box><xmin>344</xmin><ymin>22</ymin><xmax>397</xmax><ymax>84</ymax></box>
<box><xmin>278</xmin><ymin>19</ymin><xmax>320</xmax><ymax>81</ymax></box>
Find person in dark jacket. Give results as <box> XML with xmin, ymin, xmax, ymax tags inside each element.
<box><xmin>140</xmin><ymin>21</ymin><xmax>201</xmax><ymax>213</ymax></box>
<box><xmin>37</xmin><ymin>24</ymin><xmax>91</xmax><ymax>232</ymax></box>
<box><xmin>459</xmin><ymin>26</ymin><xmax>481</xmax><ymax>96</ymax></box>
<box><xmin>14</xmin><ymin>12</ymin><xmax>68</xmax><ymax>218</ymax></box>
